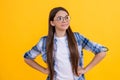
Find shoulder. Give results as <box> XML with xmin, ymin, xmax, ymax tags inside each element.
<box><xmin>37</xmin><ymin>35</ymin><xmax>47</xmax><ymax>44</ymax></box>
<box><xmin>40</xmin><ymin>35</ymin><xmax>47</xmax><ymax>40</ymax></box>
<box><xmin>73</xmin><ymin>32</ymin><xmax>85</xmax><ymax>39</ymax></box>
<box><xmin>73</xmin><ymin>32</ymin><xmax>83</xmax><ymax>36</ymax></box>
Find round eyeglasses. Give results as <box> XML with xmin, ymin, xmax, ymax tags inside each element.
<box><xmin>54</xmin><ymin>15</ymin><xmax>70</xmax><ymax>22</ymax></box>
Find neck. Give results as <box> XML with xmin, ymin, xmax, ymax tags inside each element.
<box><xmin>55</xmin><ymin>30</ymin><xmax>66</xmax><ymax>37</ymax></box>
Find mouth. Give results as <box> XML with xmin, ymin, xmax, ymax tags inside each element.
<box><xmin>61</xmin><ymin>24</ymin><xmax>69</xmax><ymax>27</ymax></box>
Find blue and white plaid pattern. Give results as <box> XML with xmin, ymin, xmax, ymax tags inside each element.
<box><xmin>24</xmin><ymin>32</ymin><xmax>108</xmax><ymax>80</ymax></box>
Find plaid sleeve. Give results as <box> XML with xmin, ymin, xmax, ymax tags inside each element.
<box><xmin>75</xmin><ymin>32</ymin><xmax>108</xmax><ymax>55</ymax></box>
<box><xmin>23</xmin><ymin>38</ymin><xmax>43</xmax><ymax>59</ymax></box>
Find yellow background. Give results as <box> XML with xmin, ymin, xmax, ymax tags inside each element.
<box><xmin>0</xmin><ymin>0</ymin><xmax>120</xmax><ymax>80</ymax></box>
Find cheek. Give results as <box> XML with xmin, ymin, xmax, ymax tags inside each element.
<box><xmin>67</xmin><ymin>22</ymin><xmax>70</xmax><ymax>25</ymax></box>
<box><xmin>54</xmin><ymin>22</ymin><xmax>61</xmax><ymax>26</ymax></box>
<box><xmin>54</xmin><ymin>21</ymin><xmax>70</xmax><ymax>27</ymax></box>
<box><xmin>65</xmin><ymin>22</ymin><xmax>70</xmax><ymax>26</ymax></box>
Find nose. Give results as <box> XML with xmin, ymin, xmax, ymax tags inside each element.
<box><xmin>62</xmin><ymin>18</ymin><xmax>66</xmax><ymax>22</ymax></box>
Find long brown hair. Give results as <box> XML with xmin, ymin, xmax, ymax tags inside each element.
<box><xmin>46</xmin><ymin>7</ymin><xmax>79</xmax><ymax>80</ymax></box>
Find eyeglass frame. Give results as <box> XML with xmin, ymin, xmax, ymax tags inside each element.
<box><xmin>53</xmin><ymin>15</ymin><xmax>70</xmax><ymax>22</ymax></box>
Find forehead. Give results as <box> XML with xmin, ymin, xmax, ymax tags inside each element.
<box><xmin>55</xmin><ymin>10</ymin><xmax>68</xmax><ymax>17</ymax></box>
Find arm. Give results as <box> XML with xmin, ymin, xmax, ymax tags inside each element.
<box><xmin>84</xmin><ymin>52</ymin><xmax>106</xmax><ymax>72</ymax></box>
<box><xmin>23</xmin><ymin>37</ymin><xmax>49</xmax><ymax>74</ymax></box>
<box><xmin>77</xmin><ymin>52</ymin><xmax>106</xmax><ymax>76</ymax></box>
<box><xmin>78</xmin><ymin>52</ymin><xmax>106</xmax><ymax>76</ymax></box>
<box><xmin>24</xmin><ymin>58</ymin><xmax>49</xmax><ymax>74</ymax></box>
<box><xmin>75</xmin><ymin>33</ymin><xmax>108</xmax><ymax>76</ymax></box>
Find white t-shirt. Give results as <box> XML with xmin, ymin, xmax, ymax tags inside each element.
<box><xmin>54</xmin><ymin>35</ymin><xmax>74</xmax><ymax>80</ymax></box>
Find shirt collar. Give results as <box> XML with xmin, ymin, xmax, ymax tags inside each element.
<box><xmin>54</xmin><ymin>34</ymin><xmax>67</xmax><ymax>43</ymax></box>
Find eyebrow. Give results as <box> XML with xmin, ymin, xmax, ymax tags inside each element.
<box><xmin>56</xmin><ymin>15</ymin><xmax>69</xmax><ymax>18</ymax></box>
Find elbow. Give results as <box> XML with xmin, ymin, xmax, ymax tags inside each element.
<box><xmin>102</xmin><ymin>52</ymin><xmax>106</xmax><ymax>58</ymax></box>
<box><xmin>23</xmin><ymin>54</ymin><xmax>34</xmax><ymax>63</ymax></box>
<box><xmin>24</xmin><ymin>58</ymin><xmax>28</xmax><ymax>63</ymax></box>
<box><xmin>24</xmin><ymin>58</ymin><xmax>32</xmax><ymax>63</ymax></box>
<box><xmin>24</xmin><ymin>57</ymin><xmax>28</xmax><ymax>61</ymax></box>
<box><xmin>97</xmin><ymin>52</ymin><xmax>107</xmax><ymax>58</ymax></box>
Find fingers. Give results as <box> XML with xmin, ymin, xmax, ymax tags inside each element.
<box><xmin>77</xmin><ymin>71</ymin><xmax>82</xmax><ymax>76</ymax></box>
<box><xmin>73</xmin><ymin>66</ymin><xmax>85</xmax><ymax>76</ymax></box>
<box><xmin>77</xmin><ymin>67</ymin><xmax>85</xmax><ymax>76</ymax></box>
<box><xmin>43</xmin><ymin>68</ymin><xmax>50</xmax><ymax>74</ymax></box>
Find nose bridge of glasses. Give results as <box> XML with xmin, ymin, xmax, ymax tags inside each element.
<box><xmin>62</xmin><ymin>16</ymin><xmax>69</xmax><ymax>22</ymax></box>
<box><xmin>62</xmin><ymin>17</ymin><xmax>66</xmax><ymax>22</ymax></box>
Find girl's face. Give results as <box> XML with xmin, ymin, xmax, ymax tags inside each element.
<box><xmin>50</xmin><ymin>10</ymin><xmax>70</xmax><ymax>31</ymax></box>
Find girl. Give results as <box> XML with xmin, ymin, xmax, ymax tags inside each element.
<box><xmin>23</xmin><ymin>7</ymin><xmax>108</xmax><ymax>80</ymax></box>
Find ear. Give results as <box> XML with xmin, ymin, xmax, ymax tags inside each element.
<box><xmin>50</xmin><ymin>21</ymin><xmax>55</xmax><ymax>26</ymax></box>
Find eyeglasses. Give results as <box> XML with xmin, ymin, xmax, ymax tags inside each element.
<box><xmin>54</xmin><ymin>15</ymin><xmax>70</xmax><ymax>22</ymax></box>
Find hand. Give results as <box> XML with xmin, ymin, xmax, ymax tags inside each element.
<box><xmin>77</xmin><ymin>66</ymin><xmax>87</xmax><ymax>76</ymax></box>
<box><xmin>43</xmin><ymin>68</ymin><xmax>50</xmax><ymax>75</ymax></box>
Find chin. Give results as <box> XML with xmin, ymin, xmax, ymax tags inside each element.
<box><xmin>57</xmin><ymin>25</ymin><xmax>69</xmax><ymax>31</ymax></box>
<box><xmin>60</xmin><ymin>27</ymin><xmax>69</xmax><ymax>31</ymax></box>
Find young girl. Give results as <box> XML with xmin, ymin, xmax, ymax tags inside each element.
<box><xmin>24</xmin><ymin>7</ymin><xmax>108</xmax><ymax>80</ymax></box>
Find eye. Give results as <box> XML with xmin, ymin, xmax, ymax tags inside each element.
<box><xmin>65</xmin><ymin>16</ymin><xmax>70</xmax><ymax>20</ymax></box>
<box><xmin>57</xmin><ymin>17</ymin><xmax>62</xmax><ymax>21</ymax></box>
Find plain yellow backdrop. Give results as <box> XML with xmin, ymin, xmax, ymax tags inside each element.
<box><xmin>0</xmin><ymin>0</ymin><xmax>120</xmax><ymax>80</ymax></box>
